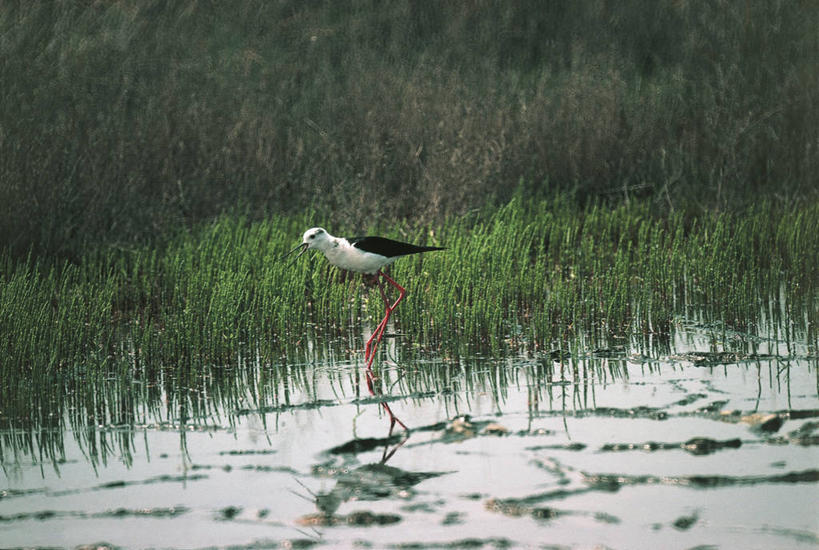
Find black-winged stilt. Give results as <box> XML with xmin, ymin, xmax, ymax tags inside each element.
<box><xmin>285</xmin><ymin>227</ymin><xmax>444</xmax><ymax>432</ymax></box>
<box><xmin>285</xmin><ymin>227</ymin><xmax>445</xmax><ymax>276</ymax></box>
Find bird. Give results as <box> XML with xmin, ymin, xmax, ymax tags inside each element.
<box><xmin>285</xmin><ymin>227</ymin><xmax>445</xmax><ymax>276</ymax></box>
<box><xmin>284</xmin><ymin>227</ymin><xmax>445</xmax><ymax>366</ymax></box>
<box><xmin>285</xmin><ymin>227</ymin><xmax>443</xmax><ymax>435</ymax></box>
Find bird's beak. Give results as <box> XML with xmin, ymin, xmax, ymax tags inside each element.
<box><xmin>282</xmin><ymin>242</ymin><xmax>309</xmax><ymax>266</ymax></box>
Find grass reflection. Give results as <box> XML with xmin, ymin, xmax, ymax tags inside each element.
<box><xmin>2</xmin><ymin>293</ymin><xmax>816</xmax><ymax>472</ymax></box>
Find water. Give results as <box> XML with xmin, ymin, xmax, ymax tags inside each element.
<box><xmin>2</xmin><ymin>321</ymin><xmax>818</xmax><ymax>549</ymax></box>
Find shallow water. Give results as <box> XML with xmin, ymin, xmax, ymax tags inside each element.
<box><xmin>2</xmin><ymin>320</ymin><xmax>818</xmax><ymax>549</ymax></box>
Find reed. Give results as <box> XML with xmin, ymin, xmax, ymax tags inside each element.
<box><xmin>2</xmin><ymin>1</ymin><xmax>817</xmax><ymax>258</ymax></box>
<box><xmin>1</xmin><ymin>198</ymin><xmax>816</xmax><ymax>392</ymax></box>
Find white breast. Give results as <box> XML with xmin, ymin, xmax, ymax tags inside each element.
<box><xmin>323</xmin><ymin>240</ymin><xmax>393</xmax><ymax>274</ymax></box>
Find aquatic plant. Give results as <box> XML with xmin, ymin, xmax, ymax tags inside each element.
<box><xmin>2</xmin><ymin>197</ymin><xmax>818</xmax><ymax>471</ymax></box>
<box><xmin>1</xmin><ymin>197</ymin><xmax>816</xmax><ymax>387</ymax></box>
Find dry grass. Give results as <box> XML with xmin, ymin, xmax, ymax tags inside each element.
<box><xmin>1</xmin><ymin>1</ymin><xmax>817</xmax><ymax>257</ymax></box>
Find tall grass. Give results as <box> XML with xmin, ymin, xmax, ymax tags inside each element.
<box><xmin>1</xmin><ymin>197</ymin><xmax>816</xmax><ymax>379</ymax></box>
<box><xmin>405</xmin><ymin>198</ymin><xmax>818</xmax><ymax>354</ymax></box>
<box><xmin>2</xmin><ymin>1</ymin><xmax>817</xmax><ymax>257</ymax></box>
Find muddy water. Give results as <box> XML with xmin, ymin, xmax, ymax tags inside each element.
<box><xmin>1</xmin><ymin>322</ymin><xmax>817</xmax><ymax>549</ymax></box>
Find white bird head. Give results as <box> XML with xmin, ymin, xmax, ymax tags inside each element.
<box><xmin>283</xmin><ymin>227</ymin><xmax>333</xmax><ymax>265</ymax></box>
<box><xmin>301</xmin><ymin>227</ymin><xmax>332</xmax><ymax>250</ymax></box>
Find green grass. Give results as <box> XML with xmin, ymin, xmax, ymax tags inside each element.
<box><xmin>2</xmin><ymin>197</ymin><xmax>816</xmax><ymax>380</ymax></box>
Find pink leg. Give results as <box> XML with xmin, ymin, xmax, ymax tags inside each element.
<box><xmin>380</xmin><ymin>270</ymin><xmax>407</xmax><ymax>310</ymax></box>
<box><xmin>363</xmin><ymin>270</ymin><xmax>409</xmax><ymax>433</ymax></box>
<box><xmin>365</xmin><ymin>367</ymin><xmax>408</xmax><ymax>434</ymax></box>
<box><xmin>374</xmin><ymin>271</ymin><xmax>406</xmax><ymax>356</ymax></box>
<box><xmin>365</xmin><ymin>315</ymin><xmax>389</xmax><ymax>368</ymax></box>
<box><xmin>365</xmin><ymin>279</ymin><xmax>390</xmax><ymax>363</ymax></box>
<box><xmin>364</xmin><ymin>271</ymin><xmax>406</xmax><ymax>366</ymax></box>
<box><xmin>384</xmin><ymin>401</ymin><xmax>409</xmax><ymax>433</ymax></box>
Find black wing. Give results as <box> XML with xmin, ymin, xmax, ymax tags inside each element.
<box><xmin>349</xmin><ymin>236</ymin><xmax>445</xmax><ymax>258</ymax></box>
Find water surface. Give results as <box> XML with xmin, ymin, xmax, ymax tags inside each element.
<box><xmin>2</xmin><ymin>320</ymin><xmax>817</xmax><ymax>549</ymax></box>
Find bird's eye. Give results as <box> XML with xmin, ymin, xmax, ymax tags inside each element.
<box><xmin>309</xmin><ymin>234</ymin><xmax>315</xmax><ymax>239</ymax></box>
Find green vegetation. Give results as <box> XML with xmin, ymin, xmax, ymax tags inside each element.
<box><xmin>2</xmin><ymin>1</ymin><xmax>818</xmax><ymax>257</ymax></box>
<box><xmin>2</xmin><ymin>197</ymin><xmax>816</xmax><ymax>374</ymax></box>
<box><xmin>2</xmin><ymin>197</ymin><xmax>817</xmax><ymax>465</ymax></box>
